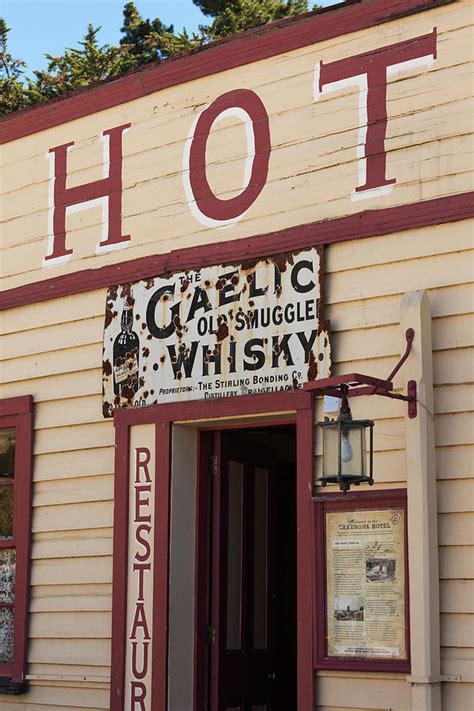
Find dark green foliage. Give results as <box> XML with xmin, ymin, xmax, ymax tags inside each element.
<box><xmin>120</xmin><ymin>2</ymin><xmax>209</xmax><ymax>61</ymax></box>
<box><xmin>194</xmin><ymin>0</ymin><xmax>311</xmax><ymax>18</ymax></box>
<box><xmin>195</xmin><ymin>0</ymin><xmax>312</xmax><ymax>37</ymax></box>
<box><xmin>120</xmin><ymin>2</ymin><xmax>176</xmax><ymax>61</ymax></box>
<box><xmin>1</xmin><ymin>0</ymin><xmax>318</xmax><ymax>116</ymax></box>
<box><xmin>30</xmin><ymin>25</ymin><xmax>139</xmax><ymax>101</ymax></box>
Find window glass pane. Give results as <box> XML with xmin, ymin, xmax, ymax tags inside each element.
<box><xmin>0</xmin><ymin>429</ymin><xmax>15</xmax><ymax>482</ymax></box>
<box><xmin>226</xmin><ymin>461</ymin><xmax>244</xmax><ymax>650</ymax></box>
<box><xmin>0</xmin><ymin>488</ymin><xmax>13</xmax><ymax>539</ymax></box>
<box><xmin>0</xmin><ymin>550</ymin><xmax>16</xmax><ymax>603</ymax></box>
<box><xmin>322</xmin><ymin>425</ymin><xmax>338</xmax><ymax>478</ymax></box>
<box><xmin>0</xmin><ymin>607</ymin><xmax>14</xmax><ymax>663</ymax></box>
<box><xmin>253</xmin><ymin>468</ymin><xmax>268</xmax><ymax>650</ymax></box>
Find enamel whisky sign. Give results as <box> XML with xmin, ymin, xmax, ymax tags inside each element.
<box><xmin>102</xmin><ymin>247</ymin><xmax>331</xmax><ymax>414</ymax></box>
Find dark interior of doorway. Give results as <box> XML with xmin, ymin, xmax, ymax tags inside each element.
<box><xmin>209</xmin><ymin>424</ymin><xmax>297</xmax><ymax>711</ymax></box>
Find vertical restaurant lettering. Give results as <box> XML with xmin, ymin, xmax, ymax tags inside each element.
<box><xmin>130</xmin><ymin>447</ymin><xmax>153</xmax><ymax>710</ymax></box>
<box><xmin>45</xmin><ymin>31</ymin><xmax>437</xmax><ymax>264</ymax></box>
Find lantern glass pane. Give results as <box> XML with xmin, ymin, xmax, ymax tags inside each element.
<box><xmin>340</xmin><ymin>425</ymin><xmax>366</xmax><ymax>478</ymax></box>
<box><xmin>322</xmin><ymin>424</ymin><xmax>339</xmax><ymax>478</ymax></box>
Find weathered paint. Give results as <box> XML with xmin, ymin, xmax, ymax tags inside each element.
<box><xmin>2</xmin><ymin>2</ymin><xmax>472</xmax><ymax>297</ymax></box>
<box><xmin>102</xmin><ymin>248</ymin><xmax>330</xmax><ymax>414</ymax></box>
<box><xmin>0</xmin><ymin>0</ymin><xmax>472</xmax><ymax>709</ymax></box>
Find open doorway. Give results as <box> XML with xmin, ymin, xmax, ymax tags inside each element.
<box><xmin>198</xmin><ymin>424</ymin><xmax>297</xmax><ymax>711</ymax></box>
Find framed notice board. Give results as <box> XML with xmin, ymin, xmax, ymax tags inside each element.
<box><xmin>313</xmin><ymin>490</ymin><xmax>410</xmax><ymax>672</ymax></box>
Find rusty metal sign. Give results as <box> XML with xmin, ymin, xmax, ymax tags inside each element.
<box><xmin>102</xmin><ymin>247</ymin><xmax>331</xmax><ymax>416</ymax></box>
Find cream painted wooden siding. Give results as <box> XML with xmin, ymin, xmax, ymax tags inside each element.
<box><xmin>0</xmin><ymin>288</ymin><xmax>113</xmax><ymax>709</ymax></box>
<box><xmin>1</xmin><ymin>1</ymin><xmax>472</xmax><ymax>292</ymax></box>
<box><xmin>0</xmin><ymin>0</ymin><xmax>472</xmax><ymax>709</ymax></box>
<box><xmin>0</xmin><ymin>219</ymin><xmax>472</xmax><ymax>709</ymax></box>
<box><xmin>313</xmin><ymin>217</ymin><xmax>474</xmax><ymax>710</ymax></box>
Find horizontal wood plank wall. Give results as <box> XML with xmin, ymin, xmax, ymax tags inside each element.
<box><xmin>313</xmin><ymin>218</ymin><xmax>474</xmax><ymax>710</ymax></box>
<box><xmin>1</xmin><ymin>1</ymin><xmax>472</xmax><ymax>295</ymax></box>
<box><xmin>0</xmin><ymin>2</ymin><xmax>472</xmax><ymax>709</ymax></box>
<box><xmin>0</xmin><ymin>219</ymin><xmax>472</xmax><ymax>708</ymax></box>
<box><xmin>0</xmin><ymin>288</ymin><xmax>112</xmax><ymax>709</ymax></box>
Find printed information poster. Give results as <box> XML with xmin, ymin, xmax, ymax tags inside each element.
<box><xmin>325</xmin><ymin>508</ymin><xmax>406</xmax><ymax>660</ymax></box>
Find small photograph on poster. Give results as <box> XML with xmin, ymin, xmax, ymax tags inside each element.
<box><xmin>366</xmin><ymin>559</ymin><xmax>396</xmax><ymax>583</ymax></box>
<box><xmin>334</xmin><ymin>595</ymin><xmax>364</xmax><ymax>622</ymax></box>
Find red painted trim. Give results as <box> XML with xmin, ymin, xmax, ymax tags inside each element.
<box><xmin>313</xmin><ymin>486</ymin><xmax>325</xmax><ymax>671</ymax></box>
<box><xmin>305</xmin><ymin>372</ymin><xmax>393</xmax><ymax>392</ymax></box>
<box><xmin>110</xmin><ymin>393</ymin><xmax>412</xmax><ymax>706</ymax></box>
<box><xmin>110</xmin><ymin>418</ymin><xmax>172</xmax><ymax>711</ymax></box>
<box><xmin>110</xmin><ymin>424</ymin><xmax>130</xmax><ymax>711</ymax></box>
<box><xmin>199</xmin><ymin>417</ymin><xmax>296</xmax><ymax>431</ymax></box>
<box><xmin>209</xmin><ymin>431</ymin><xmax>222</xmax><ymax>711</ymax></box>
<box><xmin>193</xmin><ymin>431</ymin><xmax>212</xmax><ymax>711</ymax></box>
<box><xmin>152</xmin><ymin>421</ymin><xmax>171</xmax><ymax>711</ymax></box>
<box><xmin>313</xmin><ymin>489</ymin><xmax>410</xmax><ymax>672</ymax></box>
<box><xmin>296</xmin><ymin>399</ymin><xmax>316</xmax><ymax>711</ymax></box>
<box><xmin>312</xmin><ymin>488</ymin><xmax>407</xmax><ymax>503</ymax></box>
<box><xmin>112</xmin><ymin>389</ymin><xmax>311</xmax><ymax>708</ymax></box>
<box><xmin>0</xmin><ymin>396</ymin><xmax>34</xmax><ymax>685</ymax></box>
<box><xmin>0</xmin><ymin>0</ymin><xmax>455</xmax><ymax>144</ymax></box>
<box><xmin>2</xmin><ymin>191</ymin><xmax>472</xmax><ymax>312</ymax></box>
<box><xmin>114</xmin><ymin>388</ymin><xmax>309</xmax><ymax>426</ymax></box>
<box><xmin>12</xmin><ymin>409</ymin><xmax>33</xmax><ymax>684</ymax></box>
<box><xmin>0</xmin><ymin>396</ymin><xmax>32</xmax><ymax>416</ymax></box>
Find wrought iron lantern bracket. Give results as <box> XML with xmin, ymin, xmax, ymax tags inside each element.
<box><xmin>304</xmin><ymin>328</ymin><xmax>417</xmax><ymax>418</ymax></box>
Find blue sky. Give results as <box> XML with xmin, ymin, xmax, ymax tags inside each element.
<box><xmin>3</xmin><ymin>0</ymin><xmax>339</xmax><ymax>76</ymax></box>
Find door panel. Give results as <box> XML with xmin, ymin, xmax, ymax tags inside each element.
<box><xmin>226</xmin><ymin>461</ymin><xmax>244</xmax><ymax>651</ymax></box>
<box><xmin>253</xmin><ymin>467</ymin><xmax>268</xmax><ymax>651</ymax></box>
<box><xmin>216</xmin><ymin>435</ymin><xmax>277</xmax><ymax>711</ymax></box>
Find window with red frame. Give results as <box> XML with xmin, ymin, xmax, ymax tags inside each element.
<box><xmin>0</xmin><ymin>396</ymin><xmax>33</xmax><ymax>695</ymax></box>
<box><xmin>313</xmin><ymin>489</ymin><xmax>410</xmax><ymax>673</ymax></box>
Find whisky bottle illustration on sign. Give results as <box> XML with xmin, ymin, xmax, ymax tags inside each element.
<box><xmin>113</xmin><ymin>304</ymin><xmax>140</xmax><ymax>397</ymax></box>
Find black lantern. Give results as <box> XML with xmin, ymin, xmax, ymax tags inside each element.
<box><xmin>317</xmin><ymin>385</ymin><xmax>374</xmax><ymax>492</ymax></box>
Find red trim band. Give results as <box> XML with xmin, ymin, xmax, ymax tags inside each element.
<box><xmin>0</xmin><ymin>396</ymin><xmax>33</xmax><ymax>417</ymax></box>
<box><xmin>0</xmin><ymin>0</ymin><xmax>456</xmax><ymax>144</ymax></box>
<box><xmin>0</xmin><ymin>396</ymin><xmax>34</xmax><ymax>687</ymax></box>
<box><xmin>1</xmin><ymin>191</ymin><xmax>472</xmax><ymax>311</ymax></box>
<box><xmin>110</xmin><ymin>424</ymin><xmax>130</xmax><ymax>710</ymax></box>
<box><xmin>313</xmin><ymin>490</ymin><xmax>410</xmax><ymax>673</ymax></box>
<box><xmin>113</xmin><ymin>388</ymin><xmax>309</xmax><ymax>427</ymax></box>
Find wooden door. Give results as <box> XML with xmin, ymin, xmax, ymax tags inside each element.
<box><xmin>212</xmin><ymin>432</ymin><xmax>277</xmax><ymax>711</ymax></box>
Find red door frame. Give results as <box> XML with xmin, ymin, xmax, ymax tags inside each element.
<box><xmin>110</xmin><ymin>388</ymin><xmax>315</xmax><ymax>711</ymax></box>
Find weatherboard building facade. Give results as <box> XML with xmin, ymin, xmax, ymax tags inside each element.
<box><xmin>0</xmin><ymin>1</ymin><xmax>473</xmax><ymax>710</ymax></box>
